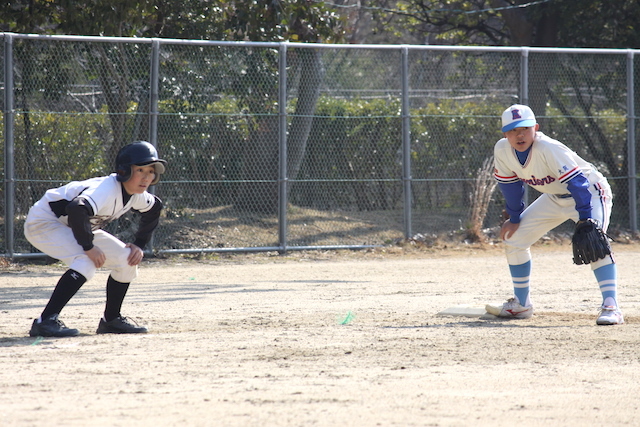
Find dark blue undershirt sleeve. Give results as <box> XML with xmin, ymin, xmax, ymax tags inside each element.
<box><xmin>498</xmin><ymin>181</ymin><xmax>525</xmax><ymax>223</ymax></box>
<box><xmin>66</xmin><ymin>198</ymin><xmax>95</xmax><ymax>251</ymax></box>
<box><xmin>132</xmin><ymin>196</ymin><xmax>163</xmax><ymax>250</ymax></box>
<box><xmin>566</xmin><ymin>173</ymin><xmax>592</xmax><ymax>220</ymax></box>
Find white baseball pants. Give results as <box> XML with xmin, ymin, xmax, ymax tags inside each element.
<box><xmin>24</xmin><ymin>214</ymin><xmax>138</xmax><ymax>283</ymax></box>
<box><xmin>503</xmin><ymin>184</ymin><xmax>613</xmax><ymax>269</ymax></box>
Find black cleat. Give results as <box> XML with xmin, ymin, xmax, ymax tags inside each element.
<box><xmin>96</xmin><ymin>316</ymin><xmax>148</xmax><ymax>334</ymax></box>
<box><xmin>29</xmin><ymin>314</ymin><xmax>79</xmax><ymax>337</ymax></box>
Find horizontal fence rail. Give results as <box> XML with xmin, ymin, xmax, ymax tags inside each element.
<box><xmin>2</xmin><ymin>33</ymin><xmax>639</xmax><ymax>258</ymax></box>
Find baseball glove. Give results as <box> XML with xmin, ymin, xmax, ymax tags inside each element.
<box><xmin>571</xmin><ymin>218</ymin><xmax>612</xmax><ymax>265</ymax></box>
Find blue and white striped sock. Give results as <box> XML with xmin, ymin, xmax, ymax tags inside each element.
<box><xmin>509</xmin><ymin>261</ymin><xmax>531</xmax><ymax>307</ymax></box>
<box><xmin>594</xmin><ymin>263</ymin><xmax>617</xmax><ymax>306</ymax></box>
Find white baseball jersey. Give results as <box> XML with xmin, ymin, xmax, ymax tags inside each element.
<box><xmin>493</xmin><ymin>131</ymin><xmax>606</xmax><ymax>193</ymax></box>
<box><xmin>29</xmin><ymin>173</ymin><xmax>157</xmax><ymax>229</ymax></box>
<box><xmin>24</xmin><ymin>173</ymin><xmax>161</xmax><ymax>282</ymax></box>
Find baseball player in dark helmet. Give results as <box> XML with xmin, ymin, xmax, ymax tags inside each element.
<box><xmin>25</xmin><ymin>141</ymin><xmax>167</xmax><ymax>337</ymax></box>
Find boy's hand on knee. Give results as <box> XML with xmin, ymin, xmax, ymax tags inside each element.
<box><xmin>125</xmin><ymin>243</ymin><xmax>144</xmax><ymax>266</ymax></box>
<box><xmin>500</xmin><ymin>220</ymin><xmax>520</xmax><ymax>240</ymax></box>
<box><xmin>85</xmin><ymin>246</ymin><xmax>106</xmax><ymax>268</ymax></box>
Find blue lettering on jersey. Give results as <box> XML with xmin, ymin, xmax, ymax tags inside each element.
<box><xmin>522</xmin><ymin>175</ymin><xmax>556</xmax><ymax>186</ymax></box>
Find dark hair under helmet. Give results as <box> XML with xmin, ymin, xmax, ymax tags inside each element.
<box><xmin>115</xmin><ymin>141</ymin><xmax>167</xmax><ymax>185</ymax></box>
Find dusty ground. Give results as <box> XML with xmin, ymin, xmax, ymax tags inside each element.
<box><xmin>1</xmin><ymin>241</ymin><xmax>639</xmax><ymax>426</ymax></box>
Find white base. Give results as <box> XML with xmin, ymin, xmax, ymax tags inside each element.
<box><xmin>437</xmin><ymin>305</ymin><xmax>497</xmax><ymax>319</ymax></box>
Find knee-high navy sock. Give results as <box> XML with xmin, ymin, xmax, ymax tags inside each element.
<box><xmin>40</xmin><ymin>269</ymin><xmax>87</xmax><ymax>320</ymax></box>
<box><xmin>104</xmin><ymin>276</ymin><xmax>130</xmax><ymax>322</ymax></box>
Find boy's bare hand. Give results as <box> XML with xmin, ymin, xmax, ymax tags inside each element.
<box><xmin>85</xmin><ymin>246</ymin><xmax>106</xmax><ymax>268</ymax></box>
<box><xmin>126</xmin><ymin>243</ymin><xmax>144</xmax><ymax>266</ymax></box>
<box><xmin>500</xmin><ymin>220</ymin><xmax>520</xmax><ymax>240</ymax></box>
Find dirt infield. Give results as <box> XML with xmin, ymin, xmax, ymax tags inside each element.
<box><xmin>1</xmin><ymin>243</ymin><xmax>639</xmax><ymax>426</ymax></box>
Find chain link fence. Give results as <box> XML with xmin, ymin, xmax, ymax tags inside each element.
<box><xmin>1</xmin><ymin>34</ymin><xmax>638</xmax><ymax>257</ymax></box>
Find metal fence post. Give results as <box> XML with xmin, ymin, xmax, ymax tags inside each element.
<box><xmin>146</xmin><ymin>39</ymin><xmax>161</xmax><ymax>253</ymax></box>
<box><xmin>278</xmin><ymin>42</ymin><xmax>288</xmax><ymax>253</ymax></box>
<box><xmin>520</xmin><ymin>47</ymin><xmax>529</xmax><ymax>106</ymax></box>
<box><xmin>401</xmin><ymin>46</ymin><xmax>412</xmax><ymax>239</ymax></box>
<box><xmin>627</xmin><ymin>50</ymin><xmax>637</xmax><ymax>232</ymax></box>
<box><xmin>520</xmin><ymin>47</ymin><xmax>530</xmax><ymax>207</ymax></box>
<box><xmin>3</xmin><ymin>34</ymin><xmax>15</xmax><ymax>257</ymax></box>
<box><xmin>149</xmin><ymin>39</ymin><xmax>160</xmax><ymax>147</ymax></box>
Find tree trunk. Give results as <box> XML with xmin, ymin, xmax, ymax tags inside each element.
<box><xmin>287</xmin><ymin>48</ymin><xmax>325</xmax><ymax>182</ymax></box>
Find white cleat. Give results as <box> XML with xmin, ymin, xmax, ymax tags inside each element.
<box><xmin>485</xmin><ymin>297</ymin><xmax>533</xmax><ymax>319</ymax></box>
<box><xmin>596</xmin><ymin>305</ymin><xmax>624</xmax><ymax>325</ymax></box>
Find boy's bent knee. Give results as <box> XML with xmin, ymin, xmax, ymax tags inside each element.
<box><xmin>591</xmin><ymin>255</ymin><xmax>614</xmax><ymax>270</ymax></box>
<box><xmin>69</xmin><ymin>257</ymin><xmax>97</xmax><ymax>281</ymax></box>
<box><xmin>110</xmin><ymin>264</ymin><xmax>138</xmax><ymax>283</ymax></box>
<box><xmin>505</xmin><ymin>244</ymin><xmax>532</xmax><ymax>266</ymax></box>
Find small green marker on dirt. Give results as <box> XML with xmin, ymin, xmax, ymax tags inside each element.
<box><xmin>339</xmin><ymin>311</ymin><xmax>355</xmax><ymax>325</ymax></box>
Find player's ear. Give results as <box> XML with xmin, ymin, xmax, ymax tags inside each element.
<box><xmin>534</xmin><ymin>123</ymin><xmax>540</xmax><ymax>131</ymax></box>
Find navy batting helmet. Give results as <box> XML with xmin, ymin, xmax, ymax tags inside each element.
<box><xmin>115</xmin><ymin>141</ymin><xmax>167</xmax><ymax>185</ymax></box>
